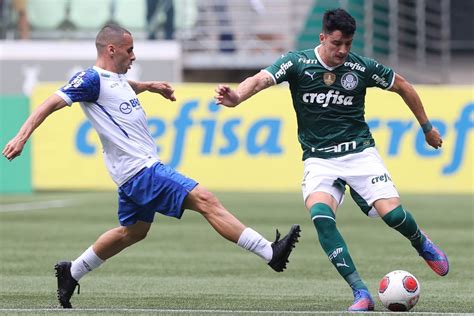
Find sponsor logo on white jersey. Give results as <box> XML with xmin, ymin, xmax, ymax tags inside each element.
<box><xmin>344</xmin><ymin>61</ymin><xmax>366</xmax><ymax>72</ymax></box>
<box><xmin>302</xmin><ymin>89</ymin><xmax>354</xmax><ymax>107</ymax></box>
<box><xmin>120</xmin><ymin>97</ymin><xmax>142</xmax><ymax>114</ymax></box>
<box><xmin>275</xmin><ymin>61</ymin><xmax>293</xmax><ymax>79</ymax></box>
<box><xmin>63</xmin><ymin>72</ymin><xmax>86</xmax><ymax>90</ymax></box>
<box><xmin>120</xmin><ymin>102</ymin><xmax>132</xmax><ymax>114</ymax></box>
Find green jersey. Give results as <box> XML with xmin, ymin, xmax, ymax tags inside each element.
<box><xmin>264</xmin><ymin>46</ymin><xmax>395</xmax><ymax>160</ymax></box>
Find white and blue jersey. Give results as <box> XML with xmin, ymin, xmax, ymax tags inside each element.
<box><xmin>56</xmin><ymin>66</ymin><xmax>159</xmax><ymax>186</ymax></box>
<box><xmin>56</xmin><ymin>66</ymin><xmax>198</xmax><ymax>226</ymax></box>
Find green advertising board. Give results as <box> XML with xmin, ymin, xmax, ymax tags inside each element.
<box><xmin>0</xmin><ymin>95</ymin><xmax>32</xmax><ymax>193</ymax></box>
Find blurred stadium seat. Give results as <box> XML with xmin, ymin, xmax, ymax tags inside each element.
<box><xmin>69</xmin><ymin>0</ymin><xmax>112</xmax><ymax>30</ymax></box>
<box><xmin>174</xmin><ymin>0</ymin><xmax>197</xmax><ymax>34</ymax></box>
<box><xmin>113</xmin><ymin>0</ymin><xmax>146</xmax><ymax>32</ymax></box>
<box><xmin>27</xmin><ymin>0</ymin><xmax>68</xmax><ymax>30</ymax></box>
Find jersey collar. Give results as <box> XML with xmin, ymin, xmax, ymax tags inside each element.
<box><xmin>314</xmin><ymin>45</ymin><xmax>344</xmax><ymax>71</ymax></box>
<box><xmin>93</xmin><ymin>66</ymin><xmax>125</xmax><ymax>80</ymax></box>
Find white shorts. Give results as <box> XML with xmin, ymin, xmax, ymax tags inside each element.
<box><xmin>302</xmin><ymin>147</ymin><xmax>399</xmax><ymax>212</ymax></box>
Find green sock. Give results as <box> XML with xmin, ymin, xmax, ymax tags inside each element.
<box><xmin>346</xmin><ymin>271</ymin><xmax>366</xmax><ymax>291</ymax></box>
<box><xmin>310</xmin><ymin>203</ymin><xmax>367</xmax><ymax>291</ymax></box>
<box><xmin>382</xmin><ymin>205</ymin><xmax>426</xmax><ymax>250</ymax></box>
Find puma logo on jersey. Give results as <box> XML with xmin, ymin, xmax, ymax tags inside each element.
<box><xmin>304</xmin><ymin>71</ymin><xmax>316</xmax><ymax>80</ymax></box>
<box><xmin>302</xmin><ymin>89</ymin><xmax>354</xmax><ymax>107</ymax></box>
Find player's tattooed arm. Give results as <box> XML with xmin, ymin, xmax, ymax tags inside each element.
<box><xmin>215</xmin><ymin>71</ymin><xmax>275</xmax><ymax>107</ymax></box>
<box><xmin>262</xmin><ymin>74</ymin><xmax>274</xmax><ymax>88</ymax></box>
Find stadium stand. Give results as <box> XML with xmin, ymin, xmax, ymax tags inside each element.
<box><xmin>27</xmin><ymin>0</ymin><xmax>69</xmax><ymax>30</ymax></box>
<box><xmin>114</xmin><ymin>0</ymin><xmax>147</xmax><ymax>33</ymax></box>
<box><xmin>69</xmin><ymin>0</ymin><xmax>112</xmax><ymax>31</ymax></box>
<box><xmin>0</xmin><ymin>0</ymin><xmax>472</xmax><ymax>84</ymax></box>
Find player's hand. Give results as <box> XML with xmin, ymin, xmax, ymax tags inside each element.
<box><xmin>148</xmin><ymin>82</ymin><xmax>176</xmax><ymax>101</ymax></box>
<box><xmin>424</xmin><ymin>127</ymin><xmax>443</xmax><ymax>149</ymax></box>
<box><xmin>2</xmin><ymin>137</ymin><xmax>26</xmax><ymax>161</ymax></box>
<box><xmin>214</xmin><ymin>84</ymin><xmax>240</xmax><ymax>107</ymax></box>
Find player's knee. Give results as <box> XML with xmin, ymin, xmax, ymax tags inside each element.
<box><xmin>131</xmin><ymin>229</ymin><xmax>148</xmax><ymax>243</ymax></box>
<box><xmin>373</xmin><ymin>197</ymin><xmax>401</xmax><ymax>216</ymax></box>
<box><xmin>310</xmin><ymin>203</ymin><xmax>336</xmax><ymax>236</ymax></box>
<box><xmin>191</xmin><ymin>188</ymin><xmax>221</xmax><ymax>215</ymax></box>
<box><xmin>122</xmin><ymin>225</ymin><xmax>149</xmax><ymax>245</ymax></box>
<box><xmin>381</xmin><ymin>204</ymin><xmax>405</xmax><ymax>227</ymax></box>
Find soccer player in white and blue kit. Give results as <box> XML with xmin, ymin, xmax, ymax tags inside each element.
<box><xmin>2</xmin><ymin>24</ymin><xmax>301</xmax><ymax>308</ymax></box>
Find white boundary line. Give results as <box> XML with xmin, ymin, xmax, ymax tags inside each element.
<box><xmin>0</xmin><ymin>199</ymin><xmax>77</xmax><ymax>212</ymax></box>
<box><xmin>0</xmin><ymin>309</ymin><xmax>471</xmax><ymax>315</ymax></box>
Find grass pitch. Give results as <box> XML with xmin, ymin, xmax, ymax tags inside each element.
<box><xmin>0</xmin><ymin>191</ymin><xmax>472</xmax><ymax>315</ymax></box>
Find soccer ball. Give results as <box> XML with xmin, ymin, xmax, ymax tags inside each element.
<box><xmin>378</xmin><ymin>270</ymin><xmax>420</xmax><ymax>311</ymax></box>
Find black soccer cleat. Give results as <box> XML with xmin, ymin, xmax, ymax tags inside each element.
<box><xmin>54</xmin><ymin>261</ymin><xmax>80</xmax><ymax>309</ymax></box>
<box><xmin>268</xmin><ymin>224</ymin><xmax>301</xmax><ymax>272</ymax></box>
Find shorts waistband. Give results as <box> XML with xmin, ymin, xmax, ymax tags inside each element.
<box><xmin>121</xmin><ymin>161</ymin><xmax>160</xmax><ymax>188</ymax></box>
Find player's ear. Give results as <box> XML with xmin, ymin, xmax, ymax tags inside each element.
<box><xmin>319</xmin><ymin>33</ymin><xmax>325</xmax><ymax>44</ymax></box>
<box><xmin>107</xmin><ymin>44</ymin><xmax>115</xmax><ymax>56</ymax></box>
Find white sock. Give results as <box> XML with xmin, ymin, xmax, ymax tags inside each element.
<box><xmin>237</xmin><ymin>227</ymin><xmax>273</xmax><ymax>262</ymax></box>
<box><xmin>70</xmin><ymin>246</ymin><xmax>105</xmax><ymax>281</ymax></box>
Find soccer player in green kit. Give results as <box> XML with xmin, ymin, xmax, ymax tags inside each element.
<box><xmin>215</xmin><ymin>8</ymin><xmax>449</xmax><ymax>311</ymax></box>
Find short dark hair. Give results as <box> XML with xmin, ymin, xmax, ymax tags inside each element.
<box><xmin>322</xmin><ymin>8</ymin><xmax>356</xmax><ymax>36</ymax></box>
<box><xmin>95</xmin><ymin>24</ymin><xmax>131</xmax><ymax>52</ymax></box>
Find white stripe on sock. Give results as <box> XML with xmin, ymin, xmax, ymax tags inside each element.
<box><xmin>311</xmin><ymin>215</ymin><xmax>336</xmax><ymax>222</ymax></box>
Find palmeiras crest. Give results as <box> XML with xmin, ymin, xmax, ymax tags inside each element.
<box><xmin>341</xmin><ymin>72</ymin><xmax>359</xmax><ymax>90</ymax></box>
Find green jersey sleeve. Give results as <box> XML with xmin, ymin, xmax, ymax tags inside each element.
<box><xmin>264</xmin><ymin>52</ymin><xmax>298</xmax><ymax>84</ymax></box>
<box><xmin>365</xmin><ymin>58</ymin><xmax>395</xmax><ymax>90</ymax></box>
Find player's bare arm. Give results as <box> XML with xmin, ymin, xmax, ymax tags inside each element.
<box><xmin>389</xmin><ymin>73</ymin><xmax>442</xmax><ymax>149</ymax></box>
<box><xmin>2</xmin><ymin>94</ymin><xmax>68</xmax><ymax>161</ymax></box>
<box><xmin>215</xmin><ymin>71</ymin><xmax>275</xmax><ymax>107</ymax></box>
<box><xmin>128</xmin><ymin>80</ymin><xmax>176</xmax><ymax>101</ymax></box>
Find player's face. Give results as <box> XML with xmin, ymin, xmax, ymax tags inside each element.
<box><xmin>319</xmin><ymin>30</ymin><xmax>353</xmax><ymax>67</ymax></box>
<box><xmin>114</xmin><ymin>33</ymin><xmax>136</xmax><ymax>74</ymax></box>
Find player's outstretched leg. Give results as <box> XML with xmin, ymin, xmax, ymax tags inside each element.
<box><xmin>417</xmin><ymin>231</ymin><xmax>449</xmax><ymax>276</ymax></box>
<box><xmin>268</xmin><ymin>224</ymin><xmax>301</xmax><ymax>272</ymax></box>
<box><xmin>348</xmin><ymin>289</ymin><xmax>375</xmax><ymax>311</ymax></box>
<box><xmin>54</xmin><ymin>261</ymin><xmax>79</xmax><ymax>308</ymax></box>
<box><xmin>381</xmin><ymin>205</ymin><xmax>449</xmax><ymax>276</ymax></box>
